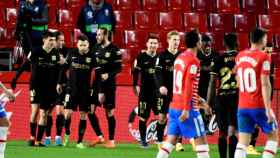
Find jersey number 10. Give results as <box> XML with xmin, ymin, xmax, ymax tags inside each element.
<box><xmin>237</xmin><ymin>68</ymin><xmax>257</xmax><ymax>93</ymax></box>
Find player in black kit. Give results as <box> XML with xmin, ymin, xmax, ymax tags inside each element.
<box><xmin>11</xmin><ymin>31</ymin><xmax>62</xmax><ymax>146</ymax></box>
<box><xmin>58</xmin><ymin>34</ymin><xmax>94</xmax><ymax>149</ymax></box>
<box><xmin>88</xmin><ymin>27</ymin><xmax>122</xmax><ymax>148</ymax></box>
<box><xmin>44</xmin><ymin>31</ymin><xmax>68</xmax><ymax>146</ymax></box>
<box><xmin>133</xmin><ymin>34</ymin><xmax>159</xmax><ymax>148</ymax></box>
<box><xmin>207</xmin><ymin>33</ymin><xmax>239</xmax><ymax>158</ymax></box>
<box><xmin>155</xmin><ymin>31</ymin><xmax>185</xmax><ymax>151</ymax></box>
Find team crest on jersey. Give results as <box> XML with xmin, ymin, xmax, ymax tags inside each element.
<box><xmin>87</xmin><ymin>11</ymin><xmax>93</xmax><ymax>18</ymax></box>
<box><xmin>86</xmin><ymin>57</ymin><xmax>92</xmax><ymax>63</ymax></box>
<box><xmin>51</xmin><ymin>56</ymin><xmax>57</xmax><ymax>61</ymax></box>
<box><xmin>105</xmin><ymin>52</ymin><xmax>111</xmax><ymax>58</ymax></box>
<box><xmin>105</xmin><ymin>9</ymin><xmax>109</xmax><ymax>16</ymax></box>
<box><xmin>190</xmin><ymin>65</ymin><xmax>198</xmax><ymax>74</ymax></box>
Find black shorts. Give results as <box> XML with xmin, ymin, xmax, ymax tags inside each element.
<box><xmin>64</xmin><ymin>92</ymin><xmax>91</xmax><ymax>112</ymax></box>
<box><xmin>157</xmin><ymin>95</ymin><xmax>171</xmax><ymax>114</ymax></box>
<box><xmin>215</xmin><ymin>94</ymin><xmax>238</xmax><ymax>134</ymax></box>
<box><xmin>56</xmin><ymin>86</ymin><xmax>66</xmax><ymax>106</ymax></box>
<box><xmin>30</xmin><ymin>88</ymin><xmax>57</xmax><ymax>110</ymax></box>
<box><xmin>138</xmin><ymin>94</ymin><xmax>159</xmax><ymax>119</ymax></box>
<box><xmin>92</xmin><ymin>88</ymin><xmax>116</xmax><ymax>110</ymax></box>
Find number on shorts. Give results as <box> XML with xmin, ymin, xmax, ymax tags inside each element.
<box><xmin>237</xmin><ymin>68</ymin><xmax>257</xmax><ymax>93</ymax></box>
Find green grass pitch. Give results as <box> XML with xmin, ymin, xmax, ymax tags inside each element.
<box><xmin>5</xmin><ymin>141</ymin><xmax>279</xmax><ymax>158</ymax></box>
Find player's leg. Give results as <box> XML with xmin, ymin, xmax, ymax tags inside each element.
<box><xmin>55</xmin><ymin>105</ymin><xmax>64</xmax><ymax>146</ymax></box>
<box><xmin>216</xmin><ymin>96</ymin><xmax>228</xmax><ymax>158</ymax></box>
<box><xmin>35</xmin><ymin>107</ymin><xmax>48</xmax><ymax>146</ymax></box>
<box><xmin>156</xmin><ymin>135</ymin><xmax>177</xmax><ymax>158</ymax></box>
<box><xmin>29</xmin><ymin>103</ymin><xmax>39</xmax><ymax>146</ymax></box>
<box><xmin>157</xmin><ymin>108</ymin><xmax>179</xmax><ymax>158</ymax></box>
<box><xmin>254</xmin><ymin>109</ymin><xmax>278</xmax><ymax>158</ymax></box>
<box><xmin>0</xmin><ymin>118</ymin><xmax>10</xmax><ymax>158</ymax></box>
<box><xmin>156</xmin><ymin>97</ymin><xmax>168</xmax><ymax>145</ymax></box>
<box><xmin>102</xmin><ymin>89</ymin><xmax>117</xmax><ymax>148</ymax></box>
<box><xmin>228</xmin><ymin>94</ymin><xmax>238</xmax><ymax>158</ymax></box>
<box><xmin>138</xmin><ymin>100</ymin><xmax>150</xmax><ymax>148</ymax></box>
<box><xmin>76</xmin><ymin>111</ymin><xmax>87</xmax><ymax>149</ymax></box>
<box><xmin>194</xmin><ymin>136</ymin><xmax>210</xmax><ymax>158</ymax></box>
<box><xmin>44</xmin><ymin>106</ymin><xmax>54</xmax><ymax>146</ymax></box>
<box><xmin>63</xmin><ymin>94</ymin><xmax>74</xmax><ymax>146</ymax></box>
<box><xmin>234</xmin><ymin>109</ymin><xmax>255</xmax><ymax>158</ymax></box>
<box><xmin>247</xmin><ymin>126</ymin><xmax>261</xmax><ymax>155</ymax></box>
<box><xmin>88</xmin><ymin>89</ymin><xmax>104</xmax><ymax>146</ymax></box>
<box><xmin>0</xmin><ymin>105</ymin><xmax>10</xmax><ymax>158</ymax></box>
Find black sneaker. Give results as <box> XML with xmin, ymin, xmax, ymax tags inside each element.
<box><xmin>28</xmin><ymin>139</ymin><xmax>35</xmax><ymax>146</ymax></box>
<box><xmin>36</xmin><ymin>142</ymin><xmax>46</xmax><ymax>147</ymax></box>
<box><xmin>139</xmin><ymin>140</ymin><xmax>148</xmax><ymax>149</ymax></box>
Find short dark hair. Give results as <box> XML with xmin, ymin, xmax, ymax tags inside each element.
<box><xmin>202</xmin><ymin>34</ymin><xmax>211</xmax><ymax>43</ymax></box>
<box><xmin>42</xmin><ymin>30</ymin><xmax>56</xmax><ymax>39</ymax></box>
<box><xmin>249</xmin><ymin>28</ymin><xmax>267</xmax><ymax>44</ymax></box>
<box><xmin>224</xmin><ymin>33</ymin><xmax>237</xmax><ymax>50</ymax></box>
<box><xmin>77</xmin><ymin>34</ymin><xmax>89</xmax><ymax>42</ymax></box>
<box><xmin>98</xmin><ymin>27</ymin><xmax>112</xmax><ymax>41</ymax></box>
<box><xmin>185</xmin><ymin>29</ymin><xmax>199</xmax><ymax>48</ymax></box>
<box><xmin>147</xmin><ymin>33</ymin><xmax>159</xmax><ymax>41</ymax></box>
<box><xmin>54</xmin><ymin>31</ymin><xmax>64</xmax><ymax>40</ymax></box>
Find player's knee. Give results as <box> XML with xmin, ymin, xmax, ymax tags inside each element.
<box><xmin>219</xmin><ymin>131</ymin><xmax>227</xmax><ymax>138</ymax></box>
<box><xmin>106</xmin><ymin>109</ymin><xmax>114</xmax><ymax>118</ymax></box>
<box><xmin>267</xmin><ymin>130</ymin><xmax>278</xmax><ymax>141</ymax></box>
<box><xmin>80</xmin><ymin>112</ymin><xmax>87</xmax><ymax>120</ymax></box>
<box><xmin>228</xmin><ymin>126</ymin><xmax>237</xmax><ymax>136</ymax></box>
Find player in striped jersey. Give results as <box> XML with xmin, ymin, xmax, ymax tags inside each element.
<box><xmin>156</xmin><ymin>30</ymin><xmax>211</xmax><ymax>158</ymax></box>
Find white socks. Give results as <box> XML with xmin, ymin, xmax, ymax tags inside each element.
<box><xmin>196</xmin><ymin>144</ymin><xmax>210</xmax><ymax>158</ymax></box>
<box><xmin>156</xmin><ymin>142</ymin><xmax>174</xmax><ymax>158</ymax></box>
<box><xmin>234</xmin><ymin>143</ymin><xmax>247</xmax><ymax>158</ymax></box>
<box><xmin>0</xmin><ymin>127</ymin><xmax>8</xmax><ymax>158</ymax></box>
<box><xmin>263</xmin><ymin>140</ymin><xmax>278</xmax><ymax>158</ymax></box>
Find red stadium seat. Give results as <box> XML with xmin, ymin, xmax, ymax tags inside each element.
<box><xmin>125</xmin><ymin>30</ymin><xmax>146</xmax><ymax>49</ymax></box>
<box><xmin>183</xmin><ymin>12</ymin><xmax>207</xmax><ymax>32</ymax></box>
<box><xmin>69</xmin><ymin>6</ymin><xmax>81</xmax><ymax>25</ymax></box>
<box><xmin>120</xmin><ymin>48</ymin><xmax>139</xmax><ymax>65</ymax></box>
<box><xmin>240</xmin><ymin>0</ymin><xmax>266</xmax><ymax>14</ymax></box>
<box><xmin>167</xmin><ymin>0</ymin><xmax>191</xmax><ymax>11</ymax></box>
<box><xmin>113</xmin><ymin>29</ymin><xmax>125</xmax><ymax>48</ymax></box>
<box><xmin>258</xmin><ymin>14</ymin><xmax>280</xmax><ymax>33</ymax></box>
<box><xmin>236</xmin><ymin>33</ymin><xmax>249</xmax><ymax>50</ymax></box>
<box><xmin>67</xmin><ymin>0</ymin><xmax>86</xmax><ymax>8</ymax></box>
<box><xmin>159</xmin><ymin>11</ymin><xmax>183</xmax><ymax>31</ymax></box>
<box><xmin>115</xmin><ymin>0</ymin><xmax>141</xmax><ymax>10</ymax></box>
<box><xmin>48</xmin><ymin>6</ymin><xmax>57</xmax><ymax>28</ymax></box>
<box><xmin>73</xmin><ymin>28</ymin><xmax>82</xmax><ymax>47</ymax></box>
<box><xmin>58</xmin><ymin>9</ymin><xmax>73</xmax><ymax>28</ymax></box>
<box><xmin>125</xmin><ymin>30</ymin><xmax>158</xmax><ymax>49</ymax></box>
<box><xmin>6</xmin><ymin>8</ymin><xmax>17</xmax><ymax>28</ymax></box>
<box><xmin>47</xmin><ymin>0</ymin><xmax>57</xmax><ymax>6</ymax></box>
<box><xmin>234</xmin><ymin>14</ymin><xmax>257</xmax><ymax>33</ymax></box>
<box><xmin>192</xmin><ymin>0</ymin><xmax>215</xmax><ymax>13</ymax></box>
<box><xmin>267</xmin><ymin>0</ymin><xmax>280</xmax><ymax>14</ymax></box>
<box><xmin>0</xmin><ymin>0</ymin><xmax>14</xmax><ymax>8</ymax></box>
<box><xmin>134</xmin><ymin>11</ymin><xmax>158</xmax><ymax>30</ymax></box>
<box><xmin>0</xmin><ymin>9</ymin><xmax>5</xmax><ymax>26</ymax></box>
<box><xmin>61</xmin><ymin>29</ymin><xmax>73</xmax><ymax>48</ymax></box>
<box><xmin>143</xmin><ymin>0</ymin><xmax>167</xmax><ymax>11</ymax></box>
<box><xmin>114</xmin><ymin>11</ymin><xmax>133</xmax><ymax>30</ymax></box>
<box><xmin>273</xmin><ymin>33</ymin><xmax>280</xmax><ymax>50</ymax></box>
<box><xmin>209</xmin><ymin>13</ymin><xmax>234</xmax><ymax>32</ymax></box>
<box><xmin>215</xmin><ymin>0</ymin><xmax>240</xmax><ymax>13</ymax></box>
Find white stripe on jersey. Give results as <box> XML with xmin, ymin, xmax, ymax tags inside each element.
<box><xmin>194</xmin><ymin>118</ymin><xmax>201</xmax><ymax>137</ymax></box>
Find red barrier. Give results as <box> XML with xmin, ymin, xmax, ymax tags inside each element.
<box><xmin>4</xmin><ymin>84</ymin><xmax>279</xmax><ymax>145</ymax></box>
